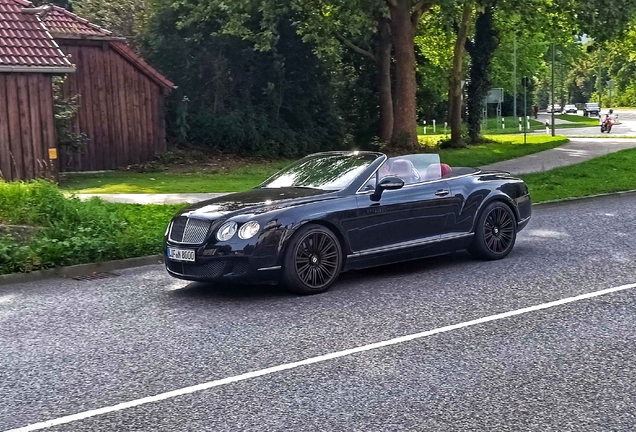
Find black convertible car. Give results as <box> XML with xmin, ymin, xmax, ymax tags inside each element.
<box><xmin>165</xmin><ymin>151</ymin><xmax>531</xmax><ymax>294</ymax></box>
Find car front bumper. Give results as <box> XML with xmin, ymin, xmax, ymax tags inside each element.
<box><xmin>165</xmin><ymin>255</ymin><xmax>281</xmax><ymax>284</ymax></box>
<box><xmin>164</xmin><ymin>229</ymin><xmax>286</xmax><ymax>284</ymax></box>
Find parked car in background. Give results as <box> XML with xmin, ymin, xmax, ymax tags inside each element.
<box><xmin>563</xmin><ymin>104</ymin><xmax>578</xmax><ymax>114</ymax></box>
<box><xmin>584</xmin><ymin>103</ymin><xmax>600</xmax><ymax>117</ymax></box>
<box><xmin>547</xmin><ymin>104</ymin><xmax>562</xmax><ymax>113</ymax></box>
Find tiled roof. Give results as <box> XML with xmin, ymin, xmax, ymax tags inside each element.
<box><xmin>0</xmin><ymin>0</ymin><xmax>73</xmax><ymax>71</ymax></box>
<box><xmin>41</xmin><ymin>5</ymin><xmax>111</xmax><ymax>38</ymax></box>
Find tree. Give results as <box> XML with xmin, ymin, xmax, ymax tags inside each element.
<box><xmin>447</xmin><ymin>1</ymin><xmax>473</xmax><ymax>147</ymax></box>
<box><xmin>175</xmin><ymin>0</ymin><xmax>443</xmax><ymax>153</ymax></box>
<box><xmin>466</xmin><ymin>2</ymin><xmax>498</xmax><ymax>143</ymax></box>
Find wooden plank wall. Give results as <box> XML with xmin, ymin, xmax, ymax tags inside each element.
<box><xmin>0</xmin><ymin>73</ymin><xmax>57</xmax><ymax>182</ymax></box>
<box><xmin>59</xmin><ymin>42</ymin><xmax>167</xmax><ymax>172</ymax></box>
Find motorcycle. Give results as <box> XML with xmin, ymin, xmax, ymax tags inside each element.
<box><xmin>600</xmin><ymin>115</ymin><xmax>616</xmax><ymax>133</ymax></box>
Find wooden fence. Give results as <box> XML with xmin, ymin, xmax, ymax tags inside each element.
<box><xmin>0</xmin><ymin>73</ymin><xmax>57</xmax><ymax>182</ymax></box>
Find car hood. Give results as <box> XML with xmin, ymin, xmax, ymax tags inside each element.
<box><xmin>177</xmin><ymin>187</ymin><xmax>337</xmax><ymax>220</ymax></box>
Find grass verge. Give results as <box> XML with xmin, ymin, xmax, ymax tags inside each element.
<box><xmin>60</xmin><ymin>160</ymin><xmax>290</xmax><ymax>194</ymax></box>
<box><xmin>417</xmin><ymin>117</ymin><xmax>544</xmax><ymax>135</ymax></box>
<box><xmin>437</xmin><ymin>135</ymin><xmax>569</xmax><ymax>167</ymax></box>
<box><xmin>60</xmin><ymin>135</ymin><xmax>569</xmax><ymax>194</ymax></box>
<box><xmin>555</xmin><ymin>113</ymin><xmax>600</xmax><ymax>125</ymax></box>
<box><xmin>522</xmin><ymin>147</ymin><xmax>636</xmax><ymax>202</ymax></box>
<box><xmin>0</xmin><ymin>181</ymin><xmax>183</xmax><ymax>275</ymax></box>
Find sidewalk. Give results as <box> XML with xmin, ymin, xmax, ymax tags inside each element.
<box><xmin>75</xmin><ymin>193</ymin><xmax>228</xmax><ymax>204</ymax></box>
<box><xmin>482</xmin><ymin>138</ymin><xmax>636</xmax><ymax>175</ymax></box>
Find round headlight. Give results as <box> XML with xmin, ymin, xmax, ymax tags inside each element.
<box><xmin>216</xmin><ymin>221</ymin><xmax>237</xmax><ymax>241</ymax></box>
<box><xmin>238</xmin><ymin>221</ymin><xmax>260</xmax><ymax>240</ymax></box>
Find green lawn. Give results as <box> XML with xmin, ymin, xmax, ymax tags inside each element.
<box><xmin>438</xmin><ymin>135</ymin><xmax>568</xmax><ymax>167</ymax></box>
<box><xmin>555</xmin><ymin>113</ymin><xmax>600</xmax><ymax>125</ymax></box>
<box><xmin>60</xmin><ymin>160</ymin><xmax>291</xmax><ymax>194</ymax></box>
<box><xmin>522</xmin><ymin>147</ymin><xmax>636</xmax><ymax>203</ymax></box>
<box><xmin>417</xmin><ymin>117</ymin><xmax>544</xmax><ymax>135</ymax></box>
<box><xmin>60</xmin><ymin>135</ymin><xmax>569</xmax><ymax>194</ymax></box>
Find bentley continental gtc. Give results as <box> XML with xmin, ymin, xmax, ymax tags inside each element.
<box><xmin>164</xmin><ymin>151</ymin><xmax>531</xmax><ymax>294</ymax></box>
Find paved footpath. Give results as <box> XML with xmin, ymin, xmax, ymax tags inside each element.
<box><xmin>482</xmin><ymin>137</ymin><xmax>636</xmax><ymax>175</ymax></box>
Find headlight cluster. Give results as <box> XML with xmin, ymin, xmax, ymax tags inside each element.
<box><xmin>216</xmin><ymin>221</ymin><xmax>260</xmax><ymax>241</ymax></box>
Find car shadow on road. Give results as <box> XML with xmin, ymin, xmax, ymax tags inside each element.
<box><xmin>170</xmin><ymin>280</ymin><xmax>292</xmax><ymax>300</ymax></box>
<box><xmin>169</xmin><ymin>252</ymin><xmax>474</xmax><ymax>300</ymax></box>
<box><xmin>337</xmin><ymin>252</ymin><xmax>473</xmax><ymax>284</ymax></box>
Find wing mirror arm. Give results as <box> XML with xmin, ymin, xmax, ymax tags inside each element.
<box><xmin>371</xmin><ymin>176</ymin><xmax>405</xmax><ymax>201</ymax></box>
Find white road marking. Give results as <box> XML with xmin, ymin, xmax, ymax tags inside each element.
<box><xmin>6</xmin><ymin>281</ymin><xmax>636</xmax><ymax>432</ymax></box>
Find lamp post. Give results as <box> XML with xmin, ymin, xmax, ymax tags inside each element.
<box><xmin>551</xmin><ymin>44</ymin><xmax>555</xmax><ymax>137</ymax></box>
<box><xmin>522</xmin><ymin>76</ymin><xmax>529</xmax><ymax>144</ymax></box>
<box><xmin>607</xmin><ymin>80</ymin><xmax>615</xmax><ymax>108</ymax></box>
<box><xmin>513</xmin><ymin>35</ymin><xmax>517</xmax><ymax>117</ymax></box>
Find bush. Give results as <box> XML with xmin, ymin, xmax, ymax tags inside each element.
<box><xmin>0</xmin><ymin>181</ymin><xmax>183</xmax><ymax>274</ymax></box>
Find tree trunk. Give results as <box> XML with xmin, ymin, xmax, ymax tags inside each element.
<box><xmin>377</xmin><ymin>18</ymin><xmax>394</xmax><ymax>143</ymax></box>
<box><xmin>388</xmin><ymin>0</ymin><xmax>419</xmax><ymax>153</ymax></box>
<box><xmin>466</xmin><ymin>6</ymin><xmax>498</xmax><ymax>143</ymax></box>
<box><xmin>448</xmin><ymin>1</ymin><xmax>473</xmax><ymax>148</ymax></box>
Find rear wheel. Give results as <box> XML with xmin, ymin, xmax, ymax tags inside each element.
<box><xmin>282</xmin><ymin>224</ymin><xmax>343</xmax><ymax>295</ymax></box>
<box><xmin>468</xmin><ymin>201</ymin><xmax>517</xmax><ymax>260</ymax></box>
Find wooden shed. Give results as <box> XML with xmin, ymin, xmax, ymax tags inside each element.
<box><xmin>39</xmin><ymin>5</ymin><xmax>174</xmax><ymax>172</ymax></box>
<box><xmin>0</xmin><ymin>0</ymin><xmax>74</xmax><ymax>181</ymax></box>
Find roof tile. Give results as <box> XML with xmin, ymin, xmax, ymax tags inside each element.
<box><xmin>0</xmin><ymin>0</ymin><xmax>72</xmax><ymax>70</ymax></box>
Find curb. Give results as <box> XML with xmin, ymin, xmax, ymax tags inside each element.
<box><xmin>532</xmin><ymin>189</ymin><xmax>636</xmax><ymax>207</ymax></box>
<box><xmin>0</xmin><ymin>255</ymin><xmax>163</xmax><ymax>286</ymax></box>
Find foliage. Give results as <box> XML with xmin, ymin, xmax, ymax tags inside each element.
<box><xmin>466</xmin><ymin>4</ymin><xmax>499</xmax><ymax>142</ymax></box>
<box><xmin>52</xmin><ymin>77</ymin><xmax>89</xmax><ymax>161</ymax></box>
<box><xmin>72</xmin><ymin>0</ymin><xmax>150</xmax><ymax>51</ymax></box>
<box><xmin>142</xmin><ymin>0</ymin><xmax>346</xmax><ymax>157</ymax></box>
<box><xmin>0</xmin><ymin>181</ymin><xmax>182</xmax><ymax>274</ymax></box>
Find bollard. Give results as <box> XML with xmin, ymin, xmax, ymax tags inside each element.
<box><xmin>444</xmin><ymin>122</ymin><xmax>448</xmax><ymax>134</ymax></box>
<box><xmin>502</xmin><ymin>118</ymin><xmax>505</xmax><ymax>129</ymax></box>
<box><xmin>433</xmin><ymin>119</ymin><xmax>436</xmax><ymax>133</ymax></box>
<box><xmin>526</xmin><ymin>116</ymin><xmax>530</xmax><ymax>130</ymax></box>
<box><xmin>423</xmin><ymin>120</ymin><xmax>427</xmax><ymax>134</ymax></box>
<box><xmin>518</xmin><ymin>117</ymin><xmax>522</xmax><ymax>131</ymax></box>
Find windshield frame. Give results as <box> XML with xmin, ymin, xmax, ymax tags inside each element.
<box><xmin>257</xmin><ymin>151</ymin><xmax>385</xmax><ymax>193</ymax></box>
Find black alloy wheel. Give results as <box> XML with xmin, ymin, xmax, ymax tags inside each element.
<box><xmin>469</xmin><ymin>201</ymin><xmax>517</xmax><ymax>260</ymax></box>
<box><xmin>282</xmin><ymin>225</ymin><xmax>343</xmax><ymax>295</ymax></box>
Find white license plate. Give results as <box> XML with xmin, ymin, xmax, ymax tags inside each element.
<box><xmin>167</xmin><ymin>248</ymin><xmax>196</xmax><ymax>262</ymax></box>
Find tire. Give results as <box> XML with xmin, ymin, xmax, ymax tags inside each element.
<box><xmin>281</xmin><ymin>224</ymin><xmax>343</xmax><ymax>295</ymax></box>
<box><xmin>468</xmin><ymin>201</ymin><xmax>517</xmax><ymax>260</ymax></box>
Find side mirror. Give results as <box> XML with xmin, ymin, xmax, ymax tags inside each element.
<box><xmin>371</xmin><ymin>176</ymin><xmax>404</xmax><ymax>201</ymax></box>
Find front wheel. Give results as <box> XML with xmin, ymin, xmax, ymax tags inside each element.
<box><xmin>281</xmin><ymin>224</ymin><xmax>343</xmax><ymax>295</ymax></box>
<box><xmin>468</xmin><ymin>201</ymin><xmax>517</xmax><ymax>260</ymax></box>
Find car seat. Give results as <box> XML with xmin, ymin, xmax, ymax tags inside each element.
<box><xmin>422</xmin><ymin>163</ymin><xmax>453</xmax><ymax>181</ymax></box>
<box><xmin>388</xmin><ymin>159</ymin><xmax>420</xmax><ymax>184</ymax></box>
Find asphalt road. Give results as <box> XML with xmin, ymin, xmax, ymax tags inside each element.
<box><xmin>2</xmin><ymin>194</ymin><xmax>636</xmax><ymax>431</ymax></box>
<box><xmin>538</xmin><ymin>109</ymin><xmax>636</xmax><ymax>136</ymax></box>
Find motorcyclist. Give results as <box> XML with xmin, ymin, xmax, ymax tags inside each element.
<box><xmin>601</xmin><ymin>108</ymin><xmax>617</xmax><ymax>132</ymax></box>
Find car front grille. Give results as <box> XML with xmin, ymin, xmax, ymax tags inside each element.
<box><xmin>169</xmin><ymin>217</ymin><xmax>212</xmax><ymax>244</ymax></box>
<box><xmin>167</xmin><ymin>259</ymin><xmax>249</xmax><ymax>279</ymax></box>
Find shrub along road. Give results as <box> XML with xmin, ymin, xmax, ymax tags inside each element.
<box><xmin>1</xmin><ymin>194</ymin><xmax>636</xmax><ymax>431</ymax></box>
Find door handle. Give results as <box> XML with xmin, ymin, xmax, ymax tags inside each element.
<box><xmin>435</xmin><ymin>189</ymin><xmax>450</xmax><ymax>197</ymax></box>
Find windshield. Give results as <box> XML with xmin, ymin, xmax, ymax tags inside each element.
<box><xmin>260</xmin><ymin>153</ymin><xmax>379</xmax><ymax>190</ymax></box>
